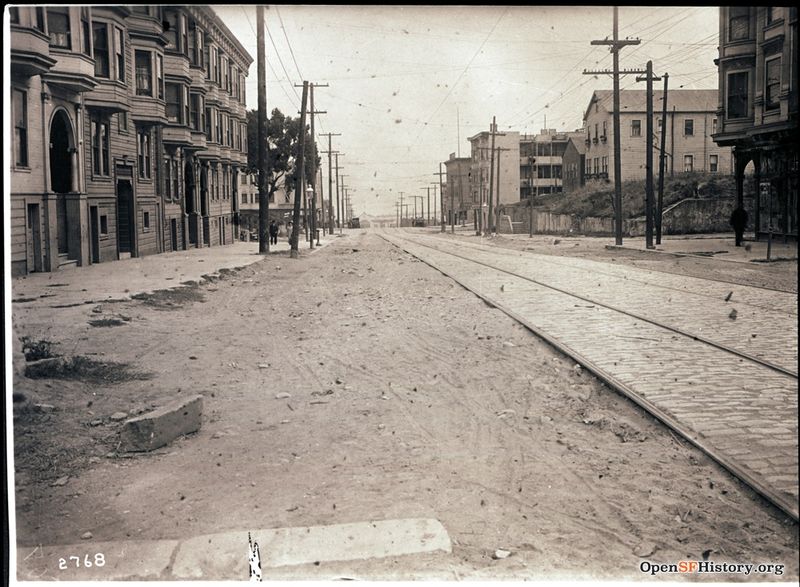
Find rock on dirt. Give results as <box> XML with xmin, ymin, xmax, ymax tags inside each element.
<box><xmin>493</xmin><ymin>549</ymin><xmax>512</xmax><ymax>559</ymax></box>
<box><xmin>633</xmin><ymin>541</ymin><xmax>657</xmax><ymax>557</ymax></box>
<box><xmin>110</xmin><ymin>412</ymin><xmax>128</xmax><ymax>422</ymax></box>
<box><xmin>275</xmin><ymin>392</ymin><xmax>291</xmax><ymax>399</ymax></box>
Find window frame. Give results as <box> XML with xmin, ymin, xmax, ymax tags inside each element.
<box><xmin>765</xmin><ymin>56</ymin><xmax>781</xmax><ymax>111</ymax></box>
<box><xmin>726</xmin><ymin>70</ymin><xmax>750</xmax><ymax>120</ymax></box>
<box><xmin>684</xmin><ymin>118</ymin><xmax>694</xmax><ymax>137</ymax></box>
<box><xmin>115</xmin><ymin>26</ymin><xmax>126</xmax><ymax>82</ymax></box>
<box><xmin>683</xmin><ymin>154</ymin><xmax>694</xmax><ymax>173</ymax></box>
<box><xmin>135</xmin><ymin>50</ymin><xmax>153</xmax><ymax>96</ymax></box>
<box><xmin>137</xmin><ymin>128</ymin><xmax>152</xmax><ymax>179</ymax></box>
<box><xmin>709</xmin><ymin>154</ymin><xmax>719</xmax><ymax>173</ymax></box>
<box><xmin>91</xmin><ymin>117</ymin><xmax>111</xmax><ymax>177</ymax></box>
<box><xmin>92</xmin><ymin>21</ymin><xmax>110</xmax><ymax>78</ymax></box>
<box><xmin>630</xmin><ymin>119</ymin><xmax>642</xmax><ymax>137</ymax></box>
<box><xmin>728</xmin><ymin>6</ymin><xmax>750</xmax><ymax>42</ymax></box>
<box><xmin>13</xmin><ymin>88</ymin><xmax>29</xmax><ymax>168</ymax></box>
<box><xmin>48</xmin><ymin>7</ymin><xmax>72</xmax><ymax>49</ymax></box>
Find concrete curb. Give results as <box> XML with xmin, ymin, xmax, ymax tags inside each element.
<box><xmin>16</xmin><ymin>518</ymin><xmax>451</xmax><ymax>581</ymax></box>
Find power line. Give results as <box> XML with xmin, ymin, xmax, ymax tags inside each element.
<box><xmin>414</xmin><ymin>7</ymin><xmax>509</xmax><ymax>142</ymax></box>
<box><xmin>275</xmin><ymin>7</ymin><xmax>304</xmax><ymax>82</ymax></box>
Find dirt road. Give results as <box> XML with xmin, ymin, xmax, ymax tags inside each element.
<box><xmin>12</xmin><ymin>231</ymin><xmax>798</xmax><ymax>580</ymax></box>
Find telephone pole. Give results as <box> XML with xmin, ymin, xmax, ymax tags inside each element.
<box><xmin>584</xmin><ymin>6</ymin><xmax>642</xmax><ymax>245</ymax></box>
<box><xmin>256</xmin><ymin>6</ymin><xmax>270</xmax><ymax>253</ymax></box>
<box><xmin>319</xmin><ymin>132</ymin><xmax>341</xmax><ymax>235</ymax></box>
<box><xmin>290</xmin><ymin>81</ymin><xmax>309</xmax><ymax>259</ymax></box>
<box><xmin>434</xmin><ymin>164</ymin><xmax>446</xmax><ymax>232</ymax></box>
<box><xmin>486</xmin><ymin>117</ymin><xmax>506</xmax><ymax>236</ymax></box>
<box><xmin>412</xmin><ymin>194</ymin><xmax>423</xmax><ymax>224</ymax></box>
<box><xmin>636</xmin><ymin>61</ymin><xmax>660</xmax><ymax>250</ymax></box>
<box><xmin>295</xmin><ymin>83</ymin><xmax>327</xmax><ymax>248</ymax></box>
<box><xmin>656</xmin><ymin>73</ymin><xmax>669</xmax><ymax>245</ymax></box>
<box><xmin>338</xmin><ymin>173</ymin><xmax>348</xmax><ymax>233</ymax></box>
<box><xmin>399</xmin><ymin>191</ymin><xmax>405</xmax><ymax>227</ymax></box>
<box><xmin>494</xmin><ymin>146</ymin><xmax>512</xmax><ymax>234</ymax></box>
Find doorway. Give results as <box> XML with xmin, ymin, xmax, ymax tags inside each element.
<box><xmin>49</xmin><ymin>110</ymin><xmax>74</xmax><ymax>258</ymax></box>
<box><xmin>116</xmin><ymin>179</ymin><xmax>135</xmax><ymax>256</ymax></box>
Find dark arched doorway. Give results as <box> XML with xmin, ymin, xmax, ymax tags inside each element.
<box><xmin>49</xmin><ymin>110</ymin><xmax>74</xmax><ymax>257</ymax></box>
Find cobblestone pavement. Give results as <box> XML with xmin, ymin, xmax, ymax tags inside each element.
<box><xmin>382</xmin><ymin>231</ymin><xmax>799</xmax><ymax>519</ymax></box>
<box><xmin>422</xmin><ymin>233</ymin><xmax>798</xmax><ymax>373</ymax></box>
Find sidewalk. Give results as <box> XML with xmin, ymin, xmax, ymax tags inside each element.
<box><xmin>607</xmin><ymin>233</ymin><xmax>798</xmax><ymax>264</ymax></box>
<box><xmin>11</xmin><ymin>237</ymin><xmax>338</xmax><ymax>309</ymax></box>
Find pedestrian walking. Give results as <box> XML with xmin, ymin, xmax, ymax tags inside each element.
<box><xmin>730</xmin><ymin>205</ymin><xmax>748</xmax><ymax>247</ymax></box>
<box><xmin>269</xmin><ymin>220</ymin><xmax>279</xmax><ymax>245</ymax></box>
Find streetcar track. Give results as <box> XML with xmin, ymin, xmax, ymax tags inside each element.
<box><xmin>378</xmin><ymin>230</ymin><xmax>799</xmax><ymax>521</ymax></box>
<box><xmin>383</xmin><ymin>232</ymin><xmax>797</xmax><ymax>379</ymax></box>
<box><xmin>476</xmin><ymin>233</ymin><xmax>799</xmax><ymax>296</ymax></box>
<box><xmin>424</xmin><ymin>233</ymin><xmax>798</xmax><ymax>314</ymax></box>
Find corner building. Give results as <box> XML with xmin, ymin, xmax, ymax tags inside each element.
<box><xmin>8</xmin><ymin>5</ymin><xmax>252</xmax><ymax>276</ymax></box>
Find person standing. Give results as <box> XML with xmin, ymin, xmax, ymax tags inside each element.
<box><xmin>269</xmin><ymin>220</ymin><xmax>279</xmax><ymax>245</ymax></box>
<box><xmin>730</xmin><ymin>205</ymin><xmax>748</xmax><ymax>247</ymax></box>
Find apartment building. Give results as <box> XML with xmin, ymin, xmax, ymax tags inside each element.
<box><xmin>519</xmin><ymin>129</ymin><xmax>585</xmax><ymax>199</ymax></box>
<box><xmin>443</xmin><ymin>152</ymin><xmax>471</xmax><ymax>225</ymax></box>
<box><xmin>581</xmin><ymin>89</ymin><xmax>733</xmax><ymax>190</ymax></box>
<box><xmin>713</xmin><ymin>6</ymin><xmax>797</xmax><ymax>240</ymax></box>
<box><xmin>9</xmin><ymin>5</ymin><xmax>252</xmax><ymax>276</ymax></box>
<box><xmin>467</xmin><ymin>128</ymin><xmax>520</xmax><ymax>229</ymax></box>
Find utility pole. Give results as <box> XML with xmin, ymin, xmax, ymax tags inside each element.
<box><xmin>319</xmin><ymin>132</ymin><xmax>340</xmax><ymax>235</ymax></box>
<box><xmin>434</xmin><ymin>164</ymin><xmax>446</xmax><ymax>232</ymax></box>
<box><xmin>256</xmin><ymin>6</ymin><xmax>270</xmax><ymax>253</ymax></box>
<box><xmin>399</xmin><ymin>191</ymin><xmax>405</xmax><ymax>227</ymax></box>
<box><xmin>412</xmin><ymin>194</ymin><xmax>423</xmax><ymax>225</ymax></box>
<box><xmin>636</xmin><ymin>61</ymin><xmax>660</xmax><ymax>250</ymax></box>
<box><xmin>494</xmin><ymin>146</ymin><xmax>512</xmax><ymax>234</ymax></box>
<box><xmin>584</xmin><ymin>6</ymin><xmax>642</xmax><ymax>245</ymax></box>
<box><xmin>338</xmin><ymin>174</ymin><xmax>348</xmax><ymax>232</ymax></box>
<box><xmin>656</xmin><ymin>73</ymin><xmax>669</xmax><ymax>245</ymax></box>
<box><xmin>295</xmin><ymin>82</ymin><xmax>328</xmax><ymax>248</ymax></box>
<box><xmin>486</xmin><ymin>117</ymin><xmax>506</xmax><ymax>236</ymax></box>
<box><xmin>290</xmin><ymin>81</ymin><xmax>308</xmax><ymax>259</ymax></box>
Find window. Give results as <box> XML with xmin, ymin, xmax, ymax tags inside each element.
<box><xmin>34</xmin><ymin>8</ymin><xmax>46</xmax><ymax>32</ymax></box>
<box><xmin>683</xmin><ymin>154</ymin><xmax>693</xmax><ymax>173</ymax></box>
<box><xmin>205</xmin><ymin>44</ymin><xmax>212</xmax><ymax>80</ymax></box>
<box><xmin>92</xmin><ymin>22</ymin><xmax>109</xmax><ymax>77</ymax></box>
<box><xmin>172</xmin><ymin>160</ymin><xmax>179</xmax><ymax>201</ymax></box>
<box><xmin>728</xmin><ymin>7</ymin><xmax>749</xmax><ymax>42</ymax></box>
<box><xmin>602</xmin><ymin>120</ymin><xmax>607</xmax><ymax>138</ymax></box>
<box><xmin>180</xmin><ymin>16</ymin><xmax>188</xmax><ymax>58</ymax></box>
<box><xmin>712</xmin><ymin>118</ymin><xmax>718</xmax><ymax>134</ymax></box>
<box><xmin>709</xmin><ymin>154</ymin><xmax>719</xmax><ymax>173</ymax></box>
<box><xmin>216</xmin><ymin>111</ymin><xmax>222</xmax><ymax>143</ymax></box>
<box><xmin>135</xmin><ymin>51</ymin><xmax>152</xmax><ymax>96</ymax></box>
<box><xmin>163</xmin><ymin>157</ymin><xmax>172</xmax><ymax>199</ymax></box>
<box><xmin>188</xmin><ymin>20</ymin><xmax>201</xmax><ymax>66</ymax></box>
<box><xmin>116</xmin><ymin>27</ymin><xmax>125</xmax><ymax>82</ymax></box>
<box><xmin>81</xmin><ymin>8</ymin><xmax>91</xmax><ymax>55</ymax></box>
<box><xmin>48</xmin><ymin>7</ymin><xmax>71</xmax><ymax>48</ymax></box>
<box><xmin>156</xmin><ymin>54</ymin><xmax>164</xmax><ymax>99</ymax></box>
<box><xmin>726</xmin><ymin>71</ymin><xmax>749</xmax><ymax>119</ymax></box>
<box><xmin>163</xmin><ymin>9</ymin><xmax>179</xmax><ymax>51</ymax></box>
<box><xmin>91</xmin><ymin>118</ymin><xmax>110</xmax><ymax>176</ymax></box>
<box><xmin>143</xmin><ymin>211</ymin><xmax>150</xmax><ymax>231</ymax></box>
<box><xmin>765</xmin><ymin>57</ymin><xmax>781</xmax><ymax>111</ymax></box>
<box><xmin>137</xmin><ymin>130</ymin><xmax>151</xmax><ymax>179</ymax></box>
<box><xmin>100</xmin><ymin>215</ymin><xmax>108</xmax><ymax>235</ymax></box>
<box><xmin>190</xmin><ymin>93</ymin><xmax>203</xmax><ymax>131</ymax></box>
<box><xmin>205</xmin><ymin>107</ymin><xmax>213</xmax><ymax>140</ymax></box>
<box><xmin>767</xmin><ymin>7</ymin><xmax>783</xmax><ymax>24</ymax></box>
<box><xmin>631</xmin><ymin>120</ymin><xmax>641</xmax><ymax>137</ymax></box>
<box><xmin>684</xmin><ymin>119</ymin><xmax>694</xmax><ymax>136</ymax></box>
<box><xmin>166</xmin><ymin>83</ymin><xmax>182</xmax><ymax>123</ymax></box>
<box><xmin>13</xmin><ymin>89</ymin><xmax>28</xmax><ymax>167</ymax></box>
<box><xmin>183</xmin><ymin>86</ymin><xmax>190</xmax><ymax>128</ymax></box>
<box><xmin>118</xmin><ymin>111</ymin><xmax>128</xmax><ymax>133</ymax></box>
<box><xmin>10</xmin><ymin>7</ymin><xmax>19</xmax><ymax>23</ymax></box>
<box><xmin>601</xmin><ymin>156</ymin><xmax>608</xmax><ymax>175</ymax></box>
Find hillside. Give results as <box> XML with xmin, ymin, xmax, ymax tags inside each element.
<box><xmin>535</xmin><ymin>173</ymin><xmax>755</xmax><ymax>218</ymax></box>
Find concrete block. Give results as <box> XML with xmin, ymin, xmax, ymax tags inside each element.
<box><xmin>172</xmin><ymin>518</ymin><xmax>452</xmax><ymax>579</ymax></box>
<box><xmin>119</xmin><ymin>395</ymin><xmax>203</xmax><ymax>452</ymax></box>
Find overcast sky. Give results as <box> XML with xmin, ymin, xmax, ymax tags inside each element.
<box><xmin>212</xmin><ymin>5</ymin><xmax>720</xmax><ymax>218</ymax></box>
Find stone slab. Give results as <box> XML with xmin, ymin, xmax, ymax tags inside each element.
<box><xmin>119</xmin><ymin>394</ymin><xmax>204</xmax><ymax>452</ymax></box>
<box><xmin>171</xmin><ymin>518</ymin><xmax>452</xmax><ymax>580</ymax></box>
<box><xmin>16</xmin><ymin>539</ymin><xmax>178</xmax><ymax>581</ymax></box>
